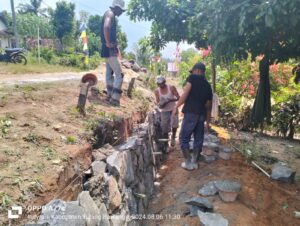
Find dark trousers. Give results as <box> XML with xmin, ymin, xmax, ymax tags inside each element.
<box><xmin>179</xmin><ymin>113</ymin><xmax>205</xmax><ymax>151</ymax></box>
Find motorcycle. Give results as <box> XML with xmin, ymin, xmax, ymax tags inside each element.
<box><xmin>0</xmin><ymin>48</ymin><xmax>27</xmax><ymax>65</ymax></box>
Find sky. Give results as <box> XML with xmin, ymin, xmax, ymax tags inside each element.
<box><xmin>1</xmin><ymin>0</ymin><xmax>195</xmax><ymax>58</ymax></box>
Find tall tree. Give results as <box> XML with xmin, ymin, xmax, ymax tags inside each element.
<box><xmin>52</xmin><ymin>1</ymin><xmax>75</xmax><ymax>48</ymax></box>
<box><xmin>88</xmin><ymin>15</ymin><xmax>102</xmax><ymax>37</ymax></box>
<box><xmin>128</xmin><ymin>0</ymin><xmax>300</xmax><ymax>125</ymax></box>
<box><xmin>18</xmin><ymin>0</ymin><xmax>47</xmax><ymax>16</ymax></box>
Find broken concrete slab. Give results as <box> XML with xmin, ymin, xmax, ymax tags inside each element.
<box><xmin>198</xmin><ymin>181</ymin><xmax>218</xmax><ymax>196</ymax></box>
<box><xmin>271</xmin><ymin>164</ymin><xmax>296</xmax><ymax>183</ymax></box>
<box><xmin>198</xmin><ymin>211</ymin><xmax>229</xmax><ymax>226</ymax></box>
<box><xmin>185</xmin><ymin>197</ymin><xmax>213</xmax><ymax>211</ymax></box>
<box><xmin>91</xmin><ymin>161</ymin><xmax>106</xmax><ymax>177</ymax></box>
<box><xmin>78</xmin><ymin>191</ymin><xmax>100</xmax><ymax>226</ymax></box>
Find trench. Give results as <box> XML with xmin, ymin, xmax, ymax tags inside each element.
<box><xmin>23</xmin><ymin>109</ymin><xmax>166</xmax><ymax>226</ymax></box>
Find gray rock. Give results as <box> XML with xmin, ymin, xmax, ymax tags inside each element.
<box><xmin>38</xmin><ymin>199</ymin><xmax>86</xmax><ymax>226</ymax></box>
<box><xmin>92</xmin><ymin>151</ymin><xmax>107</xmax><ymax>162</ymax></box>
<box><xmin>94</xmin><ymin>144</ymin><xmax>116</xmax><ymax>160</ymax></box>
<box><xmin>137</xmin><ymin>199</ymin><xmax>145</xmax><ymax>214</ymax></box>
<box><xmin>24</xmin><ymin>224</ymin><xmax>50</xmax><ymax>226</ymax></box>
<box><xmin>189</xmin><ymin>205</ymin><xmax>210</xmax><ymax>217</ymax></box>
<box><xmin>185</xmin><ymin>197</ymin><xmax>213</xmax><ymax>211</ymax></box>
<box><xmin>203</xmin><ymin>155</ymin><xmax>217</xmax><ymax>163</ymax></box>
<box><xmin>123</xmin><ymin>151</ymin><xmax>135</xmax><ymax>187</ymax></box>
<box><xmin>106</xmin><ymin>151</ymin><xmax>135</xmax><ymax>187</ymax></box>
<box><xmin>106</xmin><ymin>151</ymin><xmax>121</xmax><ymax>177</ymax></box>
<box><xmin>78</xmin><ymin>191</ymin><xmax>100</xmax><ymax>226</ymax></box>
<box><xmin>215</xmin><ymin>180</ymin><xmax>241</xmax><ymax>192</ymax></box>
<box><xmin>198</xmin><ymin>211</ymin><xmax>229</xmax><ymax>226</ymax></box>
<box><xmin>203</xmin><ymin>142</ymin><xmax>219</xmax><ymax>151</ymax></box>
<box><xmin>218</xmin><ymin>146</ymin><xmax>232</xmax><ymax>153</ymax></box>
<box><xmin>198</xmin><ymin>181</ymin><xmax>218</xmax><ymax>196</ymax></box>
<box><xmin>68</xmin><ymin>200</ymin><xmax>79</xmax><ymax>206</ymax></box>
<box><xmin>99</xmin><ymin>203</ymin><xmax>110</xmax><ymax>226</ymax></box>
<box><xmin>91</xmin><ymin>161</ymin><xmax>106</xmax><ymax>177</ymax></box>
<box><xmin>204</xmin><ymin>134</ymin><xmax>220</xmax><ymax>144</ymax></box>
<box><xmin>271</xmin><ymin>164</ymin><xmax>296</xmax><ymax>183</ymax></box>
<box><xmin>125</xmin><ymin>188</ymin><xmax>138</xmax><ymax>215</ymax></box>
<box><xmin>110</xmin><ymin>209</ymin><xmax>127</xmax><ymax>226</ymax></box>
<box><xmin>119</xmin><ymin>137</ymin><xmax>138</xmax><ymax>151</ymax></box>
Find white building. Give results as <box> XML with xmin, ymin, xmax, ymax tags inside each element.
<box><xmin>0</xmin><ymin>16</ymin><xmax>12</xmax><ymax>48</ymax></box>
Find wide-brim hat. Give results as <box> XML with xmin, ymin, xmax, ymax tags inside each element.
<box><xmin>111</xmin><ymin>0</ymin><xmax>126</xmax><ymax>11</ymax></box>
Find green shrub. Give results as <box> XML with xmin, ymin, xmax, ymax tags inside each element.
<box><xmin>40</xmin><ymin>48</ymin><xmax>55</xmax><ymax>64</ymax></box>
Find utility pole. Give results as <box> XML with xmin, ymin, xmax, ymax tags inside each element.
<box><xmin>10</xmin><ymin>0</ymin><xmax>19</xmax><ymax>47</ymax></box>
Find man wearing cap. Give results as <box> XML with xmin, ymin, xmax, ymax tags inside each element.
<box><xmin>155</xmin><ymin>76</ymin><xmax>180</xmax><ymax>147</ymax></box>
<box><xmin>100</xmin><ymin>0</ymin><xmax>126</xmax><ymax>106</ymax></box>
<box><xmin>172</xmin><ymin>63</ymin><xmax>212</xmax><ymax>170</ymax></box>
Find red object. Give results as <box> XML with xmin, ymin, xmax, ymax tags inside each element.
<box><xmin>81</xmin><ymin>73</ymin><xmax>98</xmax><ymax>86</ymax></box>
<box><xmin>202</xmin><ymin>46</ymin><xmax>212</xmax><ymax>58</ymax></box>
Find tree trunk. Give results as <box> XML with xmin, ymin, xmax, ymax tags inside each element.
<box><xmin>211</xmin><ymin>59</ymin><xmax>216</xmax><ymax>93</ymax></box>
<box><xmin>251</xmin><ymin>56</ymin><xmax>272</xmax><ymax>126</ymax></box>
<box><xmin>287</xmin><ymin>119</ymin><xmax>295</xmax><ymax>140</ymax></box>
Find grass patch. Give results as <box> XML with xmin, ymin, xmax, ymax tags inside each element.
<box><xmin>66</xmin><ymin>136</ymin><xmax>77</xmax><ymax>144</ymax></box>
<box><xmin>0</xmin><ymin>192</ymin><xmax>12</xmax><ymax>210</ymax></box>
<box><xmin>0</xmin><ymin>62</ymin><xmax>82</xmax><ymax>74</ymax></box>
<box><xmin>0</xmin><ymin>115</ymin><xmax>12</xmax><ymax>138</ymax></box>
<box><xmin>235</xmin><ymin>141</ymin><xmax>264</xmax><ymax>163</ymax></box>
<box><xmin>41</xmin><ymin>146</ymin><xmax>56</xmax><ymax>160</ymax></box>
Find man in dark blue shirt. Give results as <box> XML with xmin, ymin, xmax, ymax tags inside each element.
<box><xmin>100</xmin><ymin>0</ymin><xmax>125</xmax><ymax>106</ymax></box>
<box><xmin>172</xmin><ymin>62</ymin><xmax>212</xmax><ymax>170</ymax></box>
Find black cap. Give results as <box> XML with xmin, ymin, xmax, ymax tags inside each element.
<box><xmin>189</xmin><ymin>62</ymin><xmax>206</xmax><ymax>73</ymax></box>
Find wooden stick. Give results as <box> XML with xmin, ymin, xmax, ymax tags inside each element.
<box><xmin>252</xmin><ymin>161</ymin><xmax>270</xmax><ymax>178</ymax></box>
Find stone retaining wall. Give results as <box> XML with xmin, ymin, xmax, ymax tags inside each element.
<box><xmin>28</xmin><ymin>119</ymin><xmax>161</xmax><ymax>226</ymax></box>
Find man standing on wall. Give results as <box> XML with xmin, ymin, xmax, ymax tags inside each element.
<box><xmin>172</xmin><ymin>63</ymin><xmax>212</xmax><ymax>170</ymax></box>
<box><xmin>100</xmin><ymin>0</ymin><xmax>126</xmax><ymax>106</ymax></box>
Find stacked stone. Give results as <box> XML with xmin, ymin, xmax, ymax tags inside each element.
<box><xmin>34</xmin><ymin>125</ymin><xmax>156</xmax><ymax>226</ymax></box>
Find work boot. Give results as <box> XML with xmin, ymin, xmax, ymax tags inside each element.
<box><xmin>181</xmin><ymin>150</ymin><xmax>193</xmax><ymax>171</ymax></box>
<box><xmin>109</xmin><ymin>98</ymin><xmax>120</xmax><ymax>107</ymax></box>
<box><xmin>171</xmin><ymin>137</ymin><xmax>176</xmax><ymax>147</ymax></box>
<box><xmin>191</xmin><ymin>148</ymin><xmax>202</xmax><ymax>162</ymax></box>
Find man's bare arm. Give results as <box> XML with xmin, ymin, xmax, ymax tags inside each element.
<box><xmin>104</xmin><ymin>12</ymin><xmax>113</xmax><ymax>48</ymax></box>
<box><xmin>154</xmin><ymin>90</ymin><xmax>160</xmax><ymax>105</ymax></box>
<box><xmin>205</xmin><ymin>100</ymin><xmax>212</xmax><ymax>124</ymax></box>
<box><xmin>174</xmin><ymin>82</ymin><xmax>192</xmax><ymax>109</ymax></box>
<box><xmin>171</xmin><ymin>86</ymin><xmax>180</xmax><ymax>101</ymax></box>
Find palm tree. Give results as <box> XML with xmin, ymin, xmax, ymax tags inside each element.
<box><xmin>18</xmin><ymin>0</ymin><xmax>47</xmax><ymax>16</ymax></box>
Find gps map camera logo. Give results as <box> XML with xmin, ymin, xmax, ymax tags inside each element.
<box><xmin>8</xmin><ymin>206</ymin><xmax>22</xmax><ymax>219</ymax></box>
